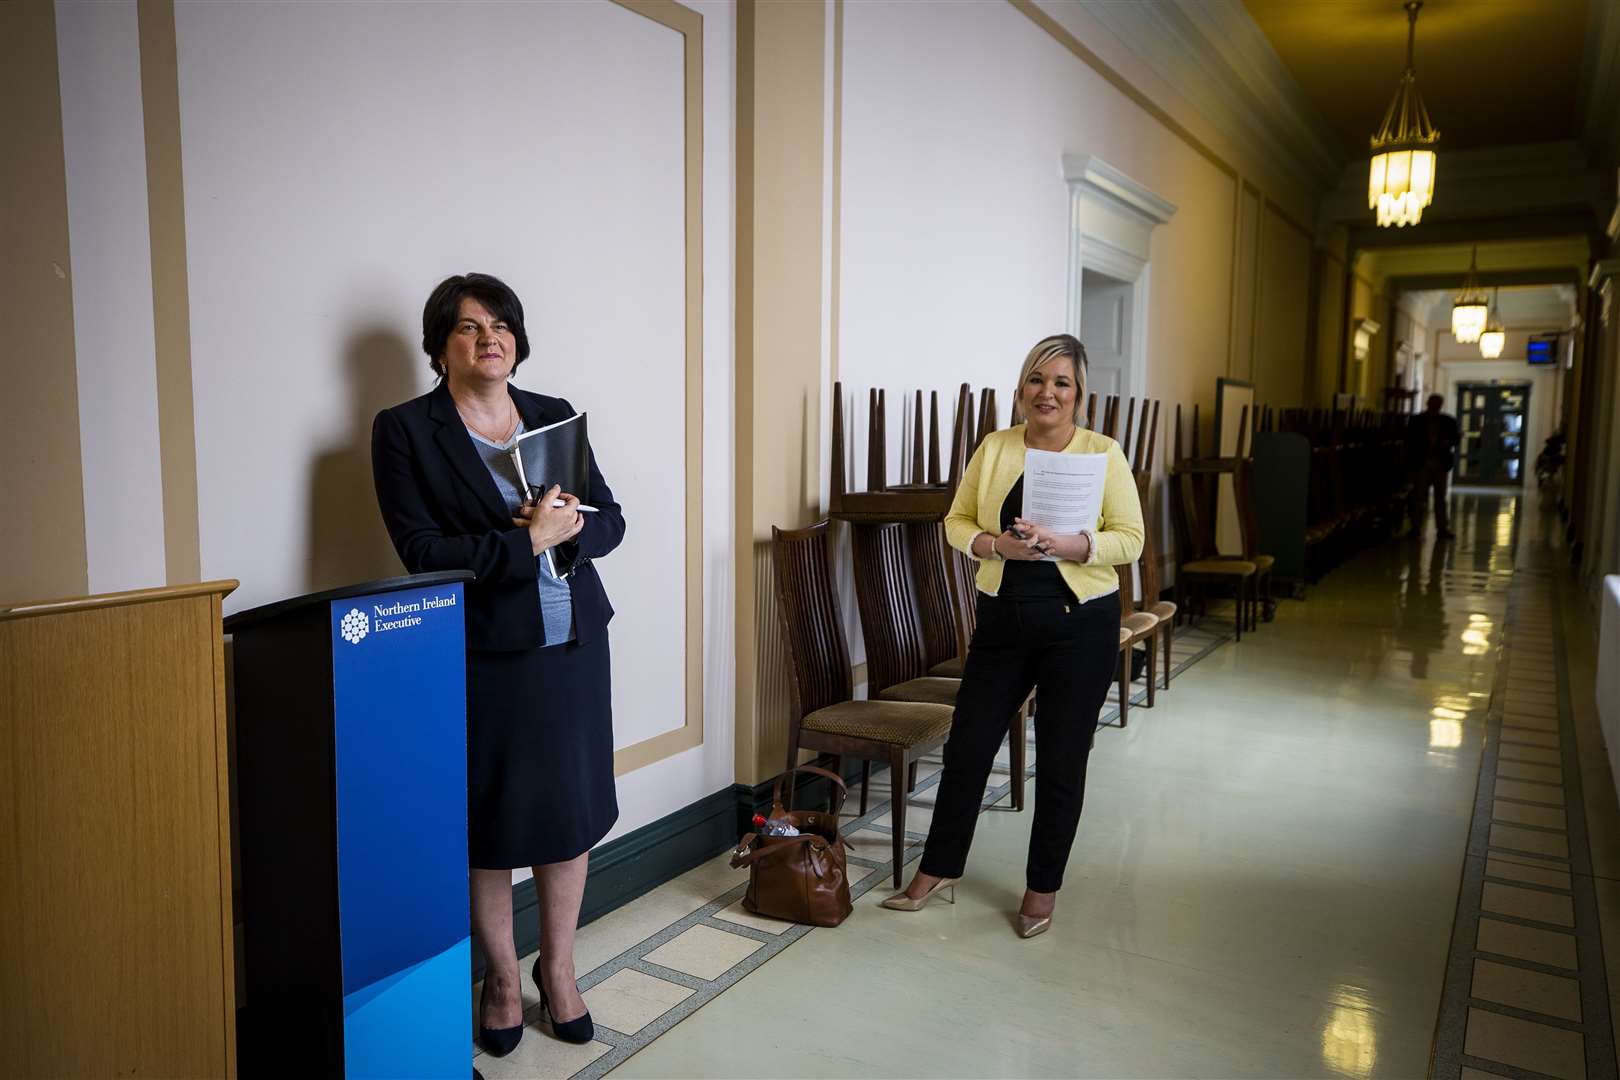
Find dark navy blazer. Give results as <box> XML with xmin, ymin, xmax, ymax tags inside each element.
<box><xmin>371</xmin><ymin>381</ymin><xmax>625</xmax><ymax>652</ymax></box>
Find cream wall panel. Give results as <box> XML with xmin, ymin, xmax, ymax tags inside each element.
<box><xmin>1232</xmin><ymin>186</ymin><xmax>1260</xmax><ymax>383</ymax></box>
<box><xmin>1253</xmin><ymin>205</ymin><xmax>1311</xmax><ymax>409</ymax></box>
<box><xmin>172</xmin><ymin>1</ymin><xmax>687</xmax><ymax>757</ymax></box>
<box><xmin>0</xmin><ymin>1</ymin><xmax>89</xmax><ymax>606</ymax></box>
<box><xmin>56</xmin><ymin>0</ymin><xmax>167</xmax><ymax>595</ymax></box>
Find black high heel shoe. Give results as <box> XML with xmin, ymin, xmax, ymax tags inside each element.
<box><xmin>477</xmin><ymin>982</ymin><xmax>523</xmax><ymax>1056</ymax></box>
<box><xmin>533</xmin><ymin>956</ymin><xmax>594</xmax><ymax>1044</ymax></box>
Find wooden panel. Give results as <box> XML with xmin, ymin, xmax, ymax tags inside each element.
<box><xmin>0</xmin><ymin>594</ymin><xmax>233</xmax><ymax>1076</ymax></box>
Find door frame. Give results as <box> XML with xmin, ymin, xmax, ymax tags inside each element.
<box><xmin>1454</xmin><ymin>380</ymin><xmax>1532</xmax><ymax>487</ymax></box>
<box><xmin>1063</xmin><ymin>154</ymin><xmax>1176</xmax><ymax>407</ymax></box>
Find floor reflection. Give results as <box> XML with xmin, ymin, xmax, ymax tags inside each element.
<box><xmin>1320</xmin><ymin>986</ymin><xmax>1379</xmax><ymax>1079</ymax></box>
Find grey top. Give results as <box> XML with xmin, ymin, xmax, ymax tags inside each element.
<box><xmin>466</xmin><ymin>422</ymin><xmax>576</xmax><ymax>648</ymax></box>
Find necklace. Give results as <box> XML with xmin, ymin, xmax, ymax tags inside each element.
<box><xmin>456</xmin><ymin>396</ymin><xmax>518</xmax><ymax>444</ymax></box>
<box><xmin>1024</xmin><ymin>422</ymin><xmax>1077</xmax><ymax>452</ymax></box>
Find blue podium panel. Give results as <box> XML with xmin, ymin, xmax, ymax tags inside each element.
<box><xmin>330</xmin><ymin>583</ymin><xmax>469</xmax><ymax>1079</ymax></box>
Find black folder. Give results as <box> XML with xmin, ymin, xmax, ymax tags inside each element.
<box><xmin>509</xmin><ymin>412</ymin><xmax>590</xmax><ymax>503</ymax></box>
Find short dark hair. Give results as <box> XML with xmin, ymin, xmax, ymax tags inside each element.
<box><xmin>421</xmin><ymin>273</ymin><xmax>531</xmax><ymax>379</ymax></box>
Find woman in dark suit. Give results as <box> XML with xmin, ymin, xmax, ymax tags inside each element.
<box><xmin>371</xmin><ymin>273</ymin><xmax>624</xmax><ymax>1054</ymax></box>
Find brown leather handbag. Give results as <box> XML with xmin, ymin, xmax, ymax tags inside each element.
<box><xmin>729</xmin><ymin>765</ymin><xmax>854</xmax><ymax>927</ymax></box>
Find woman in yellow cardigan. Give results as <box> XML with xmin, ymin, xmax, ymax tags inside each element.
<box><xmin>882</xmin><ymin>333</ymin><xmax>1144</xmax><ymax>937</ymax></box>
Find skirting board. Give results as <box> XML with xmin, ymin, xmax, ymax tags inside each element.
<box><xmin>471</xmin><ymin>754</ymin><xmax>864</xmax><ymax>982</ymax></box>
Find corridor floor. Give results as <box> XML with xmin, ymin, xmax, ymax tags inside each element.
<box><xmin>484</xmin><ymin>491</ymin><xmax>1620</xmax><ymax>1079</ymax></box>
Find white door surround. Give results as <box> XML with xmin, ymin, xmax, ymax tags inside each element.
<box><xmin>1063</xmin><ymin>154</ymin><xmax>1176</xmax><ymax>408</ymax></box>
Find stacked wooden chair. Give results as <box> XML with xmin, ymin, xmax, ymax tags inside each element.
<box><xmin>1098</xmin><ymin>395</ymin><xmax>1161</xmax><ymax>726</ymax></box>
<box><xmin>771</xmin><ymin>382</ymin><xmax>1030</xmax><ymax>884</ymax></box>
<box><xmin>1167</xmin><ymin>403</ymin><xmax>1269</xmax><ymax>641</ymax></box>
<box><xmin>771</xmin><ymin>521</ymin><xmax>954</xmax><ymax>887</ymax></box>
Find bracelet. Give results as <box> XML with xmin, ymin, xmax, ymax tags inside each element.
<box><xmin>981</xmin><ymin>531</ymin><xmax>1003</xmax><ymax>562</ymax></box>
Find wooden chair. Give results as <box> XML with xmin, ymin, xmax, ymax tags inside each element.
<box><xmin>1102</xmin><ymin>396</ymin><xmax>1157</xmax><ymax>726</ymax></box>
<box><xmin>1232</xmin><ymin>422</ymin><xmax>1276</xmax><ymax>629</ymax></box>
<box><xmin>850</xmin><ymin>523</ymin><xmax>1028</xmax><ymax>812</ymax></box>
<box><xmin>1169</xmin><ymin>406</ymin><xmax>1257</xmax><ymax>642</ymax></box>
<box><xmin>1127</xmin><ymin>398</ymin><xmax>1176</xmax><ymax>698</ymax></box>
<box><xmin>772</xmin><ymin>521</ymin><xmax>955</xmax><ymax>886</ymax></box>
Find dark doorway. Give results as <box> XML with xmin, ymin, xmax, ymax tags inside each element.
<box><xmin>1455</xmin><ymin>382</ymin><xmax>1530</xmax><ymax>486</ymax></box>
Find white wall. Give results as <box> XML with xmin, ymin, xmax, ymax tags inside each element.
<box><xmin>831</xmin><ymin>0</ymin><xmax>1314</xmax><ymax>628</ymax></box>
<box><xmin>54</xmin><ymin>0</ymin><xmax>737</xmax><ymax>845</ymax></box>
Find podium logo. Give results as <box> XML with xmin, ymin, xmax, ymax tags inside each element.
<box><xmin>340</xmin><ymin>608</ymin><xmax>370</xmax><ymax>645</ymax></box>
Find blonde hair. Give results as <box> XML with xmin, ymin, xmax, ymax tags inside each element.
<box><xmin>1010</xmin><ymin>334</ymin><xmax>1088</xmax><ymax>425</ymax></box>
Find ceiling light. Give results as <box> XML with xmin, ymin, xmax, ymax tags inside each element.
<box><xmin>1452</xmin><ymin>246</ymin><xmax>1488</xmax><ymax>344</ymax></box>
<box><xmin>1369</xmin><ymin>1</ymin><xmax>1439</xmax><ymax>228</ymax></box>
<box><xmin>1478</xmin><ymin>288</ymin><xmax>1505</xmax><ymax>358</ymax></box>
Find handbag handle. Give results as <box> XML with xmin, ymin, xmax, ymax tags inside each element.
<box><xmin>771</xmin><ymin>764</ymin><xmax>848</xmax><ymax>820</ymax></box>
<box><xmin>730</xmin><ymin>830</ymin><xmax>847</xmax><ymax>868</ymax></box>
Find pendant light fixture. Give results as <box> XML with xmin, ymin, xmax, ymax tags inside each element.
<box><xmin>1478</xmin><ymin>288</ymin><xmax>1505</xmax><ymax>358</ymax></box>
<box><xmin>1452</xmin><ymin>247</ymin><xmax>1489</xmax><ymax>344</ymax></box>
<box><xmin>1369</xmin><ymin>1</ymin><xmax>1439</xmax><ymax>228</ymax></box>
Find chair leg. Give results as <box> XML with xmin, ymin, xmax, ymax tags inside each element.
<box><xmin>784</xmin><ymin>726</ymin><xmax>801</xmax><ymax>776</ymax></box>
<box><xmin>859</xmin><ymin>758</ymin><xmax>871</xmax><ymax>816</ymax></box>
<box><xmin>1145</xmin><ymin>637</ymin><xmax>1157</xmax><ymax>707</ymax></box>
<box><xmin>1234</xmin><ymin>578</ymin><xmax>1245</xmax><ymax>642</ymax></box>
<box><xmin>890</xmin><ymin>748</ymin><xmax>908</xmax><ymax>888</ymax></box>
<box><xmin>1011</xmin><ymin>703</ymin><xmax>1027</xmax><ymax>812</ymax></box>
<box><xmin>1162</xmin><ymin>620</ymin><xmax>1173</xmax><ymax>689</ymax></box>
<box><xmin>907</xmin><ymin>760</ymin><xmax>919</xmax><ymax>794</ymax></box>
<box><xmin>1117</xmin><ymin>649</ymin><xmax>1130</xmax><ymax>728</ymax></box>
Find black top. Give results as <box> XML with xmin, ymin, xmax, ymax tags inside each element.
<box><xmin>370</xmin><ymin>382</ymin><xmax>626</xmax><ymax>652</ymax></box>
<box><xmin>1406</xmin><ymin>411</ymin><xmax>1460</xmax><ymax>470</ymax></box>
<box><xmin>996</xmin><ymin>475</ymin><xmax>1074</xmax><ymax>601</ymax></box>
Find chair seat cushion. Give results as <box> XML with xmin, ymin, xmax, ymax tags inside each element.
<box><xmin>1122</xmin><ymin>611</ymin><xmax>1159</xmax><ymax>637</ymax></box>
<box><xmin>1118</xmin><ymin>626</ymin><xmax>1133</xmax><ymax>647</ymax></box>
<box><xmin>877</xmin><ymin>677</ymin><xmax>960</xmax><ymax>707</ymax></box>
<box><xmin>928</xmin><ymin>656</ymin><xmax>965</xmax><ymax>679</ymax></box>
<box><xmin>1252</xmin><ymin>554</ymin><xmax>1275</xmax><ymax>572</ymax></box>
<box><xmin>1148</xmin><ymin>599</ymin><xmax>1177</xmax><ymax>620</ymax></box>
<box><xmin>802</xmin><ymin>700</ymin><xmax>954</xmax><ymax>746</ymax></box>
<box><xmin>1182</xmin><ymin>559</ymin><xmax>1257</xmax><ymax>576</ymax></box>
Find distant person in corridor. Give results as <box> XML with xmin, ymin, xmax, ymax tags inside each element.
<box><xmin>1408</xmin><ymin>393</ymin><xmax>1460</xmax><ymax>540</ymax></box>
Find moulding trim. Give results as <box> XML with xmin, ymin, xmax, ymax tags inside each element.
<box><xmin>1063</xmin><ymin>153</ymin><xmax>1177</xmax><ymax>226</ymax></box>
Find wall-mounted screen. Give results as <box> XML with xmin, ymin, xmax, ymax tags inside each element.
<box><xmin>1527</xmin><ymin>333</ymin><xmax>1559</xmax><ymax>366</ymax></box>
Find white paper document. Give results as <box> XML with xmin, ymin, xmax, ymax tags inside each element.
<box><xmin>1021</xmin><ymin>450</ymin><xmax>1108</xmax><ymax>550</ymax></box>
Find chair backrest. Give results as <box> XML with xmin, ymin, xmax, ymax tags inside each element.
<box><xmin>849</xmin><ymin>523</ymin><xmax>927</xmax><ymax>694</ymax></box>
<box><xmin>770</xmin><ymin>521</ymin><xmax>853</xmax><ymax>720</ymax></box>
<box><xmin>1136</xmin><ymin>470</ymin><xmax>1164</xmax><ymax>605</ymax></box>
<box><xmin>1234</xmin><ymin>454</ymin><xmax>1262</xmax><ymax>560</ymax></box>
<box><xmin>1169</xmin><ymin>465</ymin><xmax>1220</xmax><ymax>563</ymax></box>
<box><xmin>904</xmin><ymin>522</ymin><xmax>961</xmax><ymax>669</ymax></box>
<box><xmin>946</xmin><ymin>546</ymin><xmax>977</xmax><ymax>658</ymax></box>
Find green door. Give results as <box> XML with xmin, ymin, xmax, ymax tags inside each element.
<box><xmin>1455</xmin><ymin>382</ymin><xmax>1529</xmax><ymax>485</ymax></box>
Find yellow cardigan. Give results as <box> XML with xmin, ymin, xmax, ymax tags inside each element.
<box><xmin>944</xmin><ymin>425</ymin><xmax>1145</xmax><ymax>601</ymax></box>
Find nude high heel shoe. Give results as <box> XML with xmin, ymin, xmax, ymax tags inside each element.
<box><xmin>880</xmin><ymin>876</ymin><xmax>960</xmax><ymax>911</ymax></box>
<box><xmin>1015</xmin><ymin>913</ymin><xmax>1051</xmax><ymax>939</ymax></box>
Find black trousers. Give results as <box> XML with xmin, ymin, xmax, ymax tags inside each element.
<box><xmin>919</xmin><ymin>590</ymin><xmax>1120</xmax><ymax>893</ymax></box>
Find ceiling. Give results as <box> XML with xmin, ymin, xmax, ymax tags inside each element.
<box><xmin>1242</xmin><ymin>0</ymin><xmax>1589</xmax><ymax>157</ymax></box>
<box><xmin>1403</xmin><ymin>284</ymin><xmax>1578</xmax><ymax>329</ymax></box>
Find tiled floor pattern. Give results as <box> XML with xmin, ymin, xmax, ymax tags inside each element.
<box><xmin>471</xmin><ymin>616</ymin><xmax>1237</xmax><ymax>1079</ymax></box>
<box><xmin>1432</xmin><ymin>569</ymin><xmax>1618</xmax><ymax>1080</ymax></box>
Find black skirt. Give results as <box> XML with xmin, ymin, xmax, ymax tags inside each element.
<box><xmin>465</xmin><ymin>632</ymin><xmax>619</xmax><ymax>869</ymax></box>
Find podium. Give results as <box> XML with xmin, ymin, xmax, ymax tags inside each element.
<box><xmin>1</xmin><ymin>581</ymin><xmax>238</xmax><ymax>1078</ymax></box>
<box><xmin>226</xmin><ymin>572</ymin><xmax>474</xmax><ymax>1079</ymax></box>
